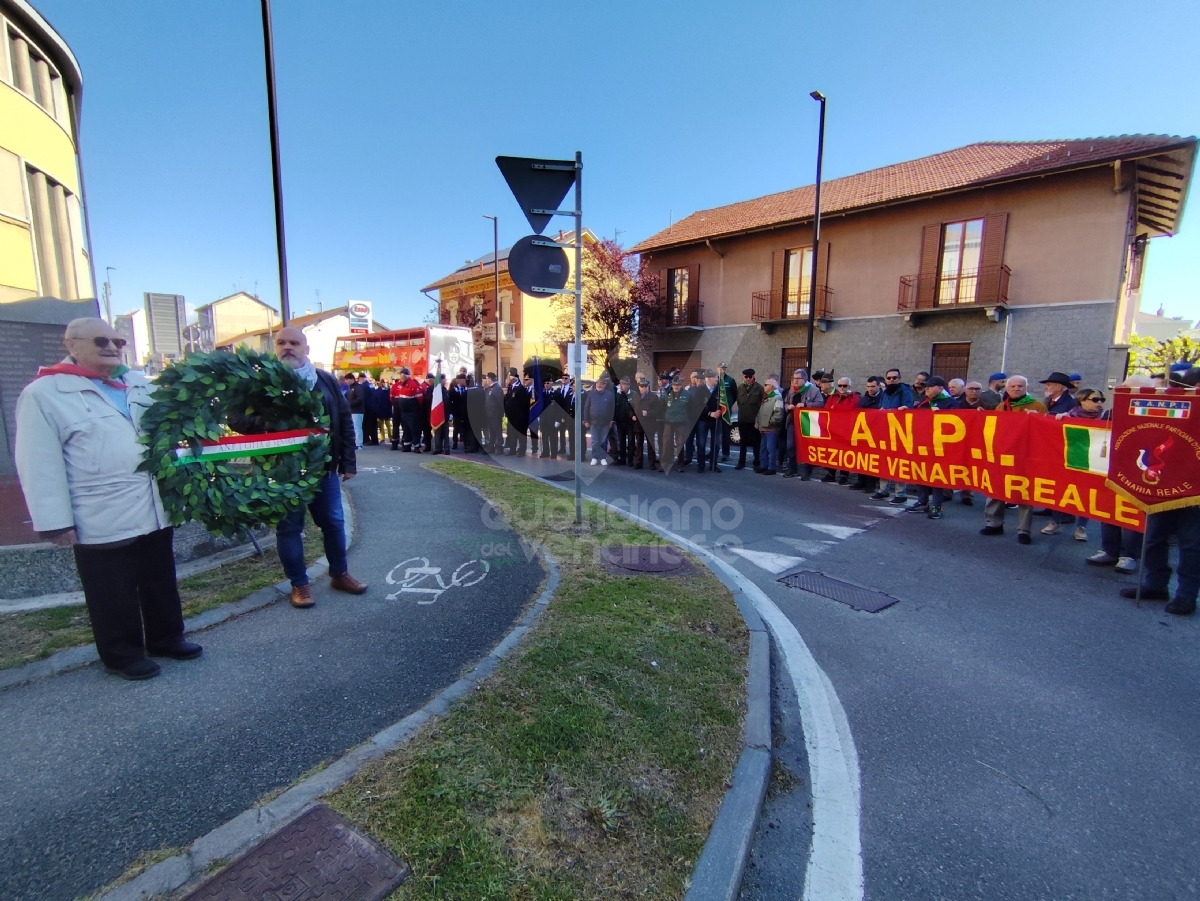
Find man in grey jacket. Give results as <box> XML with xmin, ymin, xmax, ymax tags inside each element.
<box><xmin>15</xmin><ymin>318</ymin><xmax>200</xmax><ymax>680</ymax></box>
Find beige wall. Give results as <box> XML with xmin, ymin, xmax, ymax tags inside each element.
<box><xmin>206</xmin><ymin>293</ymin><xmax>279</xmax><ymax>347</ymax></box>
<box><xmin>645</xmin><ymin>167</ymin><xmax>1131</xmax><ymax>327</ymax></box>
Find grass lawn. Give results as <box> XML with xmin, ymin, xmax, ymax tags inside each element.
<box><xmin>326</xmin><ymin>460</ymin><xmax>747</xmax><ymax>900</ymax></box>
<box><xmin>0</xmin><ymin>527</ymin><xmax>325</xmax><ymax>671</ymax></box>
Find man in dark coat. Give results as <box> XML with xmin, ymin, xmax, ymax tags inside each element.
<box><xmin>554</xmin><ymin>374</ymin><xmax>575</xmax><ymax>459</ymax></box>
<box><xmin>697</xmin><ymin>370</ymin><xmax>723</xmax><ymax>473</ymax></box>
<box><xmin>631</xmin><ymin>376</ymin><xmax>664</xmax><ymax>470</ymax></box>
<box><xmin>345</xmin><ymin>373</ymin><xmax>365</xmax><ymax>449</ymax></box>
<box><xmin>462</xmin><ymin>377</ymin><xmax>485</xmax><ymax>453</ymax></box>
<box><xmin>229</xmin><ymin>328</ymin><xmax>367</xmax><ymax>608</ymax></box>
<box><xmin>538</xmin><ymin>377</ymin><xmax>560</xmax><ymax>458</ymax></box>
<box><xmin>716</xmin><ymin>362</ymin><xmax>738</xmax><ymax>462</ymax></box>
<box><xmin>735</xmin><ymin>368</ymin><xmax>764</xmax><ymax>471</ymax></box>
<box><xmin>612</xmin><ymin>376</ymin><xmax>634</xmax><ymax>465</ymax></box>
<box><xmin>503</xmin><ymin>368</ymin><xmax>530</xmax><ymax>456</ymax></box>
<box><xmin>685</xmin><ymin>370</ymin><xmax>708</xmax><ymax>466</ymax></box>
<box><xmin>390</xmin><ymin>367</ymin><xmax>424</xmax><ymax>451</ymax></box>
<box><xmin>483</xmin><ymin>372</ymin><xmax>505</xmax><ymax>455</ymax></box>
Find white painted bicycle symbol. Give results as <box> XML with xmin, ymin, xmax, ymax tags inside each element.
<box><xmin>384</xmin><ymin>556</ymin><xmax>490</xmax><ymax>604</ymax></box>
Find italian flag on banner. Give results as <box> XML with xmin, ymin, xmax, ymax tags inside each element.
<box><xmin>799</xmin><ymin>410</ymin><xmax>830</xmax><ymax>439</ymax></box>
<box><xmin>1063</xmin><ymin>424</ymin><xmax>1110</xmax><ymax>475</ymax></box>
<box><xmin>174</xmin><ymin>429</ymin><xmax>321</xmax><ymax>464</ymax></box>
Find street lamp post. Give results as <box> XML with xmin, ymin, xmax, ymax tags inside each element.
<box><xmin>482</xmin><ymin>215</ymin><xmax>500</xmax><ymax>378</ymax></box>
<box><xmin>260</xmin><ymin>0</ymin><xmax>291</xmax><ymax>324</ymax></box>
<box><xmin>805</xmin><ymin>91</ymin><xmax>826</xmax><ymax>375</ymax></box>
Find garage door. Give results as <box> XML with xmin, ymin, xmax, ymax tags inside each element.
<box><xmin>654</xmin><ymin>351</ymin><xmax>703</xmax><ymax>378</ymax></box>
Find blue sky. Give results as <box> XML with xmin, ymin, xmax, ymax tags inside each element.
<box><xmin>35</xmin><ymin>0</ymin><xmax>1200</xmax><ymax>328</ymax></box>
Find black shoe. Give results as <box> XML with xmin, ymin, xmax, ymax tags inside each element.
<box><xmin>980</xmin><ymin>525</ymin><xmax>1004</xmax><ymax>536</ymax></box>
<box><xmin>1017</xmin><ymin>533</ymin><xmax>1032</xmax><ymax>545</ymax></box>
<box><xmin>147</xmin><ymin>640</ymin><xmax>203</xmax><ymax>660</ymax></box>
<box><xmin>1165</xmin><ymin>596</ymin><xmax>1197</xmax><ymax>616</ymax></box>
<box><xmin>105</xmin><ymin>658</ymin><xmax>161</xmax><ymax>681</ymax></box>
<box><xmin>869</xmin><ymin>491</ymin><xmax>890</xmax><ymax>500</ymax></box>
<box><xmin>820</xmin><ymin>474</ymin><xmax>836</xmax><ymax>483</ymax></box>
<box><xmin>1119</xmin><ymin>587</ymin><xmax>1170</xmax><ymax>601</ymax></box>
<box><xmin>927</xmin><ymin>506</ymin><xmax>943</xmax><ymax>520</ymax></box>
<box><xmin>782</xmin><ymin>471</ymin><xmax>797</xmax><ymax>478</ymax></box>
<box><xmin>907</xmin><ymin>503</ymin><xmax>929</xmax><ymax>514</ymax></box>
<box><xmin>799</xmin><ymin>476</ymin><xmax>811</xmax><ymax>482</ymax></box>
<box><xmin>960</xmin><ymin>496</ymin><xmax>975</xmax><ymax>506</ymax></box>
<box><xmin>764</xmin><ymin>469</ymin><xmax>777</xmax><ymax>475</ymax></box>
<box><xmin>735</xmin><ymin>463</ymin><xmax>745</xmax><ymax>470</ymax></box>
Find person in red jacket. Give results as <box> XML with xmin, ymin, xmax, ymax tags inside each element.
<box><xmin>389</xmin><ymin>367</ymin><xmax>425</xmax><ymax>451</ymax></box>
<box><xmin>822</xmin><ymin>376</ymin><xmax>859</xmax><ymax>483</ymax></box>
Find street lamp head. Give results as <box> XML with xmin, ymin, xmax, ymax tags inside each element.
<box><xmin>810</xmin><ymin>91</ymin><xmax>825</xmax><ymax>102</ymax></box>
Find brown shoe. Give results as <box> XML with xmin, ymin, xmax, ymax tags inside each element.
<box><xmin>290</xmin><ymin>584</ymin><xmax>315</xmax><ymax>608</ymax></box>
<box><xmin>330</xmin><ymin>572</ymin><xmax>368</xmax><ymax>595</ymax></box>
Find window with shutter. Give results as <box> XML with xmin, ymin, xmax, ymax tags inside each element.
<box><xmin>975</xmin><ymin>212</ymin><xmax>1009</xmax><ymax>305</ymax></box>
<box><xmin>937</xmin><ymin>218</ymin><xmax>984</xmax><ymax>304</ymax></box>
<box><xmin>916</xmin><ymin>224</ymin><xmax>942</xmax><ymax>309</ymax></box>
<box><xmin>686</xmin><ymin>264</ymin><xmax>700</xmax><ymax>325</ymax></box>
<box><xmin>931</xmin><ymin>342</ymin><xmax>971</xmax><ymax>382</ymax></box>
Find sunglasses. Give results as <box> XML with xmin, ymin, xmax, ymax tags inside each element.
<box><xmin>88</xmin><ymin>337</ymin><xmax>127</xmax><ymax>349</ymax></box>
<box><xmin>1084</xmin><ymin>397</ymin><xmax>1105</xmax><ymax>403</ymax></box>
<box><xmin>837</xmin><ymin>384</ymin><xmax>850</xmax><ymax>389</ymax></box>
<box><xmin>885</xmin><ymin>375</ymin><xmax>900</xmax><ymax>381</ymax></box>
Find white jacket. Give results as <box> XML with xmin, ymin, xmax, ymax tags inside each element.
<box><xmin>15</xmin><ymin>367</ymin><xmax>167</xmax><ymax>544</ymax></box>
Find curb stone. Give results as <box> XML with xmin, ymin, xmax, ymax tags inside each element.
<box><xmin>441</xmin><ymin>459</ymin><xmax>773</xmax><ymax>901</ymax></box>
<box><xmin>0</xmin><ymin>494</ymin><xmax>354</xmax><ymax>692</ymax></box>
<box><xmin>91</xmin><ymin>477</ymin><xmax>557</xmax><ymax>901</ymax></box>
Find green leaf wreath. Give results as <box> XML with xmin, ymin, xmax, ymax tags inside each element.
<box><xmin>137</xmin><ymin>348</ymin><xmax>331</xmax><ymax>537</ymax></box>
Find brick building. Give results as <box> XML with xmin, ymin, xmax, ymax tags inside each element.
<box><xmin>632</xmin><ymin>135</ymin><xmax>1196</xmax><ymax>388</ymax></box>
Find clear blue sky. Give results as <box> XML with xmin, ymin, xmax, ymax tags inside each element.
<box><xmin>35</xmin><ymin>0</ymin><xmax>1200</xmax><ymax>328</ymax></box>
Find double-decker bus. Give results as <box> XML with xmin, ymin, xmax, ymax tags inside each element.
<box><xmin>332</xmin><ymin>326</ymin><xmax>474</xmax><ymax>379</ymax></box>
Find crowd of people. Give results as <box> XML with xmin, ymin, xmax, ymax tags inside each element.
<box><xmin>338</xmin><ymin>357</ymin><xmax>1198</xmax><ymax>618</ymax></box>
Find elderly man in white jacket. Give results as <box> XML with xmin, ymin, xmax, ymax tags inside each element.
<box><xmin>15</xmin><ymin>317</ymin><xmax>200</xmax><ymax>680</ymax></box>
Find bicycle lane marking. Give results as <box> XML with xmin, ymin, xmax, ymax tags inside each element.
<box><xmin>384</xmin><ymin>556</ymin><xmax>490</xmax><ymax>604</ymax></box>
<box><xmin>579</xmin><ymin>493</ymin><xmax>864</xmax><ymax>901</ymax></box>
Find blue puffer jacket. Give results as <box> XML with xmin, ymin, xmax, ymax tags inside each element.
<box><xmin>582</xmin><ymin>384</ymin><xmax>616</xmax><ymax>423</ymax></box>
<box><xmin>878</xmin><ymin>383</ymin><xmax>915</xmax><ymax>409</ymax></box>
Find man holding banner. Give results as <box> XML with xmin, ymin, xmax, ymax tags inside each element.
<box><xmin>15</xmin><ymin>318</ymin><xmax>199</xmax><ymax>679</ymax></box>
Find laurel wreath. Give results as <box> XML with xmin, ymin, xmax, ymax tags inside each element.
<box><xmin>137</xmin><ymin>348</ymin><xmax>331</xmax><ymax>537</ymax></box>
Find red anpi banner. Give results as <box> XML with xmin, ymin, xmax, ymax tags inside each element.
<box><xmin>795</xmin><ymin>408</ymin><xmax>1145</xmax><ymax>531</ymax></box>
<box><xmin>1106</xmin><ymin>386</ymin><xmax>1200</xmax><ymax>514</ymax></box>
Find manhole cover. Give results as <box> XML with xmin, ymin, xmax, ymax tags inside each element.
<box><xmin>543</xmin><ymin>471</ymin><xmax>576</xmax><ymax>482</ymax></box>
<box><xmin>596</xmin><ymin>544</ymin><xmax>695</xmax><ymax>577</ymax></box>
<box><xmin>181</xmin><ymin>804</ymin><xmax>409</xmax><ymax>901</ymax></box>
<box><xmin>778</xmin><ymin>571</ymin><xmax>899</xmax><ymax>613</ymax></box>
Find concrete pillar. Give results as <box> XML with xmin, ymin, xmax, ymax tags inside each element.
<box><xmin>33</xmin><ymin>57</ymin><xmax>55</xmax><ymax>114</ymax></box>
<box><xmin>10</xmin><ymin>35</ymin><xmax>33</xmax><ymax>97</ymax></box>
<box><xmin>50</xmin><ymin>182</ymin><xmax>76</xmax><ymax>299</ymax></box>
<box><xmin>28</xmin><ymin>169</ymin><xmax>61</xmax><ymax>298</ymax></box>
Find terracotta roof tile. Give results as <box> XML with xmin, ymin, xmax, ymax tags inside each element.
<box><xmin>632</xmin><ymin>136</ymin><xmax>1196</xmax><ymax>253</ymax></box>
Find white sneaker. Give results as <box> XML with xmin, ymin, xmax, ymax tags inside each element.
<box><xmin>1040</xmin><ymin>522</ymin><xmax>1061</xmax><ymax>536</ymax></box>
<box><xmin>600</xmin><ymin>459</ymin><xmax>608</xmax><ymax>466</ymax></box>
<box><xmin>590</xmin><ymin>459</ymin><xmax>598</xmax><ymax>466</ymax></box>
<box><xmin>1074</xmin><ymin>525</ymin><xmax>1088</xmax><ymax>541</ymax></box>
<box><xmin>1115</xmin><ymin>556</ymin><xmax>1137</xmax><ymax>574</ymax></box>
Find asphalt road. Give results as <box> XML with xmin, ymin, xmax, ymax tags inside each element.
<box><xmin>525</xmin><ymin>453</ymin><xmax>1200</xmax><ymax>901</ymax></box>
<box><xmin>0</xmin><ymin>448</ymin><xmax>544</xmax><ymax>901</ymax></box>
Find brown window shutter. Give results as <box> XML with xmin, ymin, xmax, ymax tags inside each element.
<box><xmin>770</xmin><ymin>250</ymin><xmax>785</xmax><ymax>320</ymax></box>
<box><xmin>687</xmin><ymin>263</ymin><xmax>700</xmax><ymax>325</ymax></box>
<box><xmin>976</xmin><ymin>212</ymin><xmax>1009</xmax><ymax>304</ymax></box>
<box><xmin>916</xmin><ymin>224</ymin><xmax>942</xmax><ymax>309</ymax></box>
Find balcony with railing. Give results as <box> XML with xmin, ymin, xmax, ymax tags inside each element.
<box><xmin>666</xmin><ymin>299</ymin><xmax>703</xmax><ymax>329</ymax></box>
<box><xmin>751</xmin><ymin>286</ymin><xmax>833</xmax><ymax>324</ymax></box>
<box><xmin>897</xmin><ymin>265</ymin><xmax>1010</xmax><ymax>316</ymax></box>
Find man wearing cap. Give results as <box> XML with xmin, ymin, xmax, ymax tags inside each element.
<box><xmin>716</xmin><ymin>362</ymin><xmax>737</xmax><ymax>462</ymax></box>
<box><xmin>345</xmin><ymin>372</ymin><xmax>365</xmax><ymax>449</ymax></box>
<box><xmin>979</xmin><ymin>373</ymin><xmax>1007</xmax><ymax>411</ymax></box>
<box><xmin>503</xmin><ymin>368</ymin><xmax>530</xmax><ymax>456</ymax></box>
<box><xmin>554</xmin><ymin>373</ymin><xmax>575</xmax><ymax>459</ymax></box>
<box><xmin>16</xmin><ymin>317</ymin><xmax>200</xmax><ymax>680</ymax></box>
<box><xmin>630</xmin><ymin>376</ymin><xmax>663</xmax><ymax>470</ymax></box>
<box><xmin>698</xmin><ymin>369</ymin><xmax>723</xmax><ymax>473</ymax></box>
<box><xmin>684</xmin><ymin>370</ymin><xmax>708</xmax><ymax>468</ymax></box>
<box><xmin>909</xmin><ymin>377</ymin><xmax>956</xmax><ymax>518</ymax></box>
<box><xmin>612</xmin><ymin>376</ymin><xmax>634</xmax><ymax>465</ymax></box>
<box><xmin>390</xmin><ymin>367</ymin><xmax>424</xmax><ymax>451</ymax></box>
<box><xmin>581</xmin><ymin>373</ymin><xmax>615</xmax><ymax>465</ymax></box>
<box><xmin>1068</xmin><ymin>373</ymin><xmax>1083</xmax><ymax>395</ymax></box>
<box><xmin>980</xmin><ymin>376</ymin><xmax>1047</xmax><ymax>544</ymax></box>
<box><xmin>1040</xmin><ymin>372</ymin><xmax>1078</xmax><ymax>416</ymax></box>
<box><xmin>735</xmin><ymin>368</ymin><xmax>764</xmax><ymax>471</ymax></box>
<box><xmin>660</xmin><ymin>375</ymin><xmax>690</xmax><ymax>474</ymax></box>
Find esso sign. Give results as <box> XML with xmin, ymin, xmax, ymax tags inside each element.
<box><xmin>349</xmin><ymin>302</ymin><xmax>370</xmax><ymax>318</ymax></box>
<box><xmin>348</xmin><ymin>300</ymin><xmax>372</xmax><ymax>335</ymax></box>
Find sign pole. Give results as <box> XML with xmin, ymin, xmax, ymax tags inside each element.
<box><xmin>574</xmin><ymin>151</ymin><xmax>583</xmax><ymax>524</ymax></box>
<box><xmin>260</xmin><ymin>0</ymin><xmax>291</xmax><ymax>325</ymax></box>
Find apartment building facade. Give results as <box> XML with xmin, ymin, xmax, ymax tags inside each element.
<box><xmin>633</xmin><ymin>136</ymin><xmax>1196</xmax><ymax>388</ymax></box>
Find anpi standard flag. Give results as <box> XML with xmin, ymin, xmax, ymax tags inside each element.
<box><xmin>799</xmin><ymin>410</ymin><xmax>830</xmax><ymax>439</ymax></box>
<box><xmin>1063</xmin><ymin>424</ymin><xmax>1110</xmax><ymax>475</ymax></box>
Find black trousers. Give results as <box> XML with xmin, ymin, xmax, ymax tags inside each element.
<box><xmin>394</xmin><ymin>399</ymin><xmax>421</xmax><ymax>449</ymax></box>
<box><xmin>632</xmin><ymin>421</ymin><xmax>657</xmax><ymax>468</ymax></box>
<box><xmin>738</xmin><ymin>422</ymin><xmax>761</xmax><ymax>468</ymax></box>
<box><xmin>614</xmin><ymin>421</ymin><xmax>633</xmax><ymax>463</ymax></box>
<box><xmin>73</xmin><ymin>528</ymin><xmax>185</xmax><ymax>669</ymax></box>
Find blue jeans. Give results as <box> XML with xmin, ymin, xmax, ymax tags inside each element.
<box><xmin>762</xmin><ymin>429</ymin><xmax>778</xmax><ymax>470</ymax></box>
<box><xmin>1099</xmin><ymin>522</ymin><xmax>1142</xmax><ymax>559</ymax></box>
<box><xmin>1140</xmin><ymin>507</ymin><xmax>1200</xmax><ymax>601</ymax></box>
<box><xmin>278</xmin><ymin>472</ymin><xmax>347</xmax><ymax>587</ymax></box>
<box><xmin>351</xmin><ymin>413</ymin><xmax>364</xmax><ymax>448</ymax></box>
<box><xmin>588</xmin><ymin>419</ymin><xmax>611</xmax><ymax>462</ymax></box>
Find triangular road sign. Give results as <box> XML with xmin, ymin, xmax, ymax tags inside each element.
<box><xmin>496</xmin><ymin>156</ymin><xmax>577</xmax><ymax>235</ymax></box>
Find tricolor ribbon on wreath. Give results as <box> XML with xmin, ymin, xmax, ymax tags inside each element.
<box><xmin>172</xmin><ymin>428</ymin><xmax>328</xmax><ymax>464</ymax></box>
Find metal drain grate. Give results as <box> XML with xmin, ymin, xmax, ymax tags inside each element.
<box><xmin>778</xmin><ymin>571</ymin><xmax>899</xmax><ymax>613</ymax></box>
<box><xmin>181</xmin><ymin>804</ymin><xmax>409</xmax><ymax>900</ymax></box>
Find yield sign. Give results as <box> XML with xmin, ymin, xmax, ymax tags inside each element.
<box><xmin>495</xmin><ymin>156</ymin><xmax>577</xmax><ymax>235</ymax></box>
